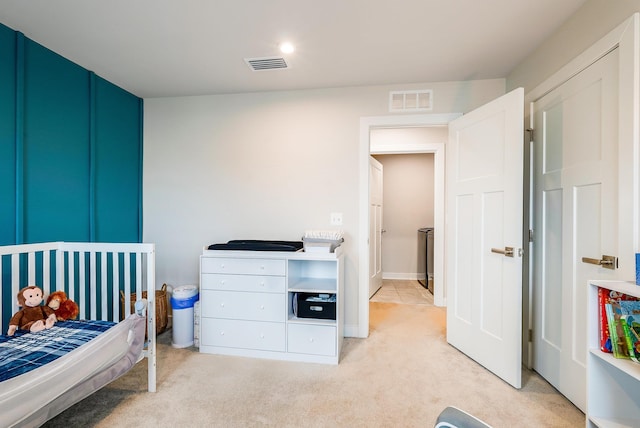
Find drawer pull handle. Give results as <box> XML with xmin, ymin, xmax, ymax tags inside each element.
<box><xmin>260</xmin><ymin>305</ymin><xmax>265</xmax><ymax>310</ymax></box>
<box><xmin>220</xmin><ymin>331</ymin><xmax>225</xmax><ymax>335</ymax></box>
<box><xmin>260</xmin><ymin>265</ymin><xmax>265</xmax><ymax>270</ymax></box>
<box><xmin>260</xmin><ymin>333</ymin><xmax>265</xmax><ymax>338</ymax></box>
<box><xmin>309</xmin><ymin>338</ymin><xmax>314</xmax><ymax>342</ymax></box>
<box><xmin>220</xmin><ymin>303</ymin><xmax>225</xmax><ymax>307</ymax></box>
<box><xmin>220</xmin><ymin>264</ymin><xmax>224</xmax><ymax>268</ymax></box>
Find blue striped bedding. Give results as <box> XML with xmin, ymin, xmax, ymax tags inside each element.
<box><xmin>0</xmin><ymin>320</ymin><xmax>116</xmax><ymax>382</ymax></box>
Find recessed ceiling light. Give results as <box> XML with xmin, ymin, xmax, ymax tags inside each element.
<box><xmin>279</xmin><ymin>42</ymin><xmax>295</xmax><ymax>54</ymax></box>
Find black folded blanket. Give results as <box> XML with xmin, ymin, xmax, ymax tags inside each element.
<box><xmin>207</xmin><ymin>240</ymin><xmax>303</xmax><ymax>252</ymax></box>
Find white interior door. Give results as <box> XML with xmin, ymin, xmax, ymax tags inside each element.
<box><xmin>532</xmin><ymin>48</ymin><xmax>625</xmax><ymax>412</ymax></box>
<box><xmin>369</xmin><ymin>156</ymin><xmax>383</xmax><ymax>298</ymax></box>
<box><xmin>446</xmin><ymin>87</ymin><xmax>524</xmax><ymax>389</ymax></box>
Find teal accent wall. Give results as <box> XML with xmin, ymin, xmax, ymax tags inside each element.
<box><xmin>94</xmin><ymin>77</ymin><xmax>143</xmax><ymax>242</ymax></box>
<box><xmin>1</xmin><ymin>23</ymin><xmax>143</xmax><ymax>328</ymax></box>
<box><xmin>0</xmin><ymin>25</ymin><xmax>16</xmax><ymax>245</ymax></box>
<box><xmin>23</xmin><ymin>37</ymin><xmax>91</xmax><ymax>242</ymax></box>
<box><xmin>0</xmin><ymin>23</ymin><xmax>143</xmax><ymax>245</ymax></box>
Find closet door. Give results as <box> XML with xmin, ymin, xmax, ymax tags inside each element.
<box><xmin>532</xmin><ymin>47</ymin><xmax>625</xmax><ymax>412</ymax></box>
<box><xmin>369</xmin><ymin>156</ymin><xmax>383</xmax><ymax>297</ymax></box>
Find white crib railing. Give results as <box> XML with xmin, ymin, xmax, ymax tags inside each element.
<box><xmin>0</xmin><ymin>241</ymin><xmax>156</xmax><ymax>392</ymax></box>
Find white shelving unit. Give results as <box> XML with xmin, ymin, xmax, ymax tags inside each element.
<box><xmin>587</xmin><ymin>280</ymin><xmax>640</xmax><ymax>427</ymax></box>
<box><xmin>199</xmin><ymin>246</ymin><xmax>344</xmax><ymax>364</ymax></box>
<box><xmin>286</xmin><ymin>257</ymin><xmax>343</xmax><ymax>360</ymax></box>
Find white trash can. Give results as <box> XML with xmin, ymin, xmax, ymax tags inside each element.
<box><xmin>170</xmin><ymin>284</ymin><xmax>199</xmax><ymax>348</ymax></box>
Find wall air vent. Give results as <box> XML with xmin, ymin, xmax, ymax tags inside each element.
<box><xmin>245</xmin><ymin>56</ymin><xmax>289</xmax><ymax>71</ymax></box>
<box><xmin>389</xmin><ymin>90</ymin><xmax>433</xmax><ymax>112</ymax></box>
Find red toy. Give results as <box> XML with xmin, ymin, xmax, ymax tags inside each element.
<box><xmin>46</xmin><ymin>290</ymin><xmax>79</xmax><ymax>321</ymax></box>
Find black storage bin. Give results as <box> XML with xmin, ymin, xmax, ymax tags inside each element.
<box><xmin>295</xmin><ymin>293</ymin><xmax>336</xmax><ymax>320</ymax></box>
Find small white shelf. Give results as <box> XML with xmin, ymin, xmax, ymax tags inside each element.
<box><xmin>589</xmin><ymin>348</ymin><xmax>640</xmax><ymax>382</ymax></box>
<box><xmin>288</xmin><ymin>278</ymin><xmax>337</xmax><ymax>293</ymax></box>
<box><xmin>288</xmin><ymin>316</ymin><xmax>336</xmax><ymax>326</ymax></box>
<box><xmin>590</xmin><ymin>280</ymin><xmax>640</xmax><ymax>298</ymax></box>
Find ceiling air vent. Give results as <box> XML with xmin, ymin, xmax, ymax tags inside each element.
<box><xmin>245</xmin><ymin>56</ymin><xmax>289</xmax><ymax>71</ymax></box>
<box><xmin>389</xmin><ymin>90</ymin><xmax>433</xmax><ymax>112</ymax></box>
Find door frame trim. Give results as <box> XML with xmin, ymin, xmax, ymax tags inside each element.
<box><xmin>526</xmin><ymin>14</ymin><xmax>638</xmax><ymax>103</ymax></box>
<box><xmin>358</xmin><ymin>113</ymin><xmax>460</xmax><ymax>338</ymax></box>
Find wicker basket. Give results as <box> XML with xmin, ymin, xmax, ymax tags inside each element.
<box><xmin>120</xmin><ymin>283</ymin><xmax>168</xmax><ymax>336</ymax></box>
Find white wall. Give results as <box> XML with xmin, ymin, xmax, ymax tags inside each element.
<box><xmin>508</xmin><ymin>0</ymin><xmax>640</xmax><ymax>91</ymax></box>
<box><xmin>143</xmin><ymin>79</ymin><xmax>505</xmax><ymax>335</ymax></box>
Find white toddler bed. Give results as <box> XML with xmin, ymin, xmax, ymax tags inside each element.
<box><xmin>0</xmin><ymin>242</ymin><xmax>156</xmax><ymax>428</ymax></box>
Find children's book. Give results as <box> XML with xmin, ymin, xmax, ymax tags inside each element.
<box><xmin>620</xmin><ymin>315</ymin><xmax>640</xmax><ymax>362</ymax></box>
<box><xmin>618</xmin><ymin>300</ymin><xmax>640</xmax><ymax>363</ymax></box>
<box><xmin>618</xmin><ymin>299</ymin><xmax>640</xmax><ymax>316</ymax></box>
<box><xmin>606</xmin><ymin>302</ymin><xmax>632</xmax><ymax>359</ymax></box>
<box><xmin>598</xmin><ymin>288</ymin><xmax>638</xmax><ymax>353</ymax></box>
<box><xmin>599</xmin><ymin>288</ymin><xmax>613</xmax><ymax>352</ymax></box>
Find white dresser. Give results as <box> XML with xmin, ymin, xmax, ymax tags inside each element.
<box><xmin>199</xmin><ymin>247</ymin><xmax>344</xmax><ymax>364</ymax></box>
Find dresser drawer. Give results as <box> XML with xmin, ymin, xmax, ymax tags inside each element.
<box><xmin>287</xmin><ymin>324</ymin><xmax>336</xmax><ymax>356</ymax></box>
<box><xmin>201</xmin><ymin>290</ymin><xmax>285</xmax><ymax>322</ymax></box>
<box><xmin>201</xmin><ymin>273</ymin><xmax>285</xmax><ymax>293</ymax></box>
<box><xmin>201</xmin><ymin>257</ymin><xmax>285</xmax><ymax>276</ymax></box>
<box><xmin>201</xmin><ymin>318</ymin><xmax>285</xmax><ymax>352</ymax></box>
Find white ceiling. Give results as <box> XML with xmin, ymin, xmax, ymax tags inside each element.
<box><xmin>0</xmin><ymin>0</ymin><xmax>587</xmax><ymax>98</ymax></box>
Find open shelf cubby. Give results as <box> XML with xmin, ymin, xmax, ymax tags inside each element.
<box><xmin>587</xmin><ymin>280</ymin><xmax>640</xmax><ymax>427</ymax></box>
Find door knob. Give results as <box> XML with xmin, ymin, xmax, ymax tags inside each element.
<box><xmin>491</xmin><ymin>247</ymin><xmax>522</xmax><ymax>257</ymax></box>
<box><xmin>581</xmin><ymin>255</ymin><xmax>617</xmax><ymax>270</ymax></box>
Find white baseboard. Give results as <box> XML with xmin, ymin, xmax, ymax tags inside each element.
<box><xmin>382</xmin><ymin>272</ymin><xmax>422</xmax><ymax>281</ymax></box>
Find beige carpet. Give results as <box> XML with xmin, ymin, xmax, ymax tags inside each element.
<box><xmin>43</xmin><ymin>303</ymin><xmax>584</xmax><ymax>428</ymax></box>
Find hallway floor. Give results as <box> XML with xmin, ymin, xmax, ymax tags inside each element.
<box><xmin>369</xmin><ymin>279</ymin><xmax>433</xmax><ymax>305</ymax></box>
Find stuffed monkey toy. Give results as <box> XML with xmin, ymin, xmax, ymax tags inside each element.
<box><xmin>7</xmin><ymin>286</ymin><xmax>57</xmax><ymax>336</ymax></box>
<box><xmin>46</xmin><ymin>290</ymin><xmax>79</xmax><ymax>321</ymax></box>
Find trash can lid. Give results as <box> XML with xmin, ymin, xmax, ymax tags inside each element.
<box><xmin>172</xmin><ymin>284</ymin><xmax>198</xmax><ymax>299</ymax></box>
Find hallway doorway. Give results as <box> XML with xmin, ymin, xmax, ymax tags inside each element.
<box><xmin>358</xmin><ymin>113</ymin><xmax>458</xmax><ymax>338</ymax></box>
<box><xmin>372</xmin><ymin>151</ymin><xmax>435</xmax><ymax>290</ymax></box>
